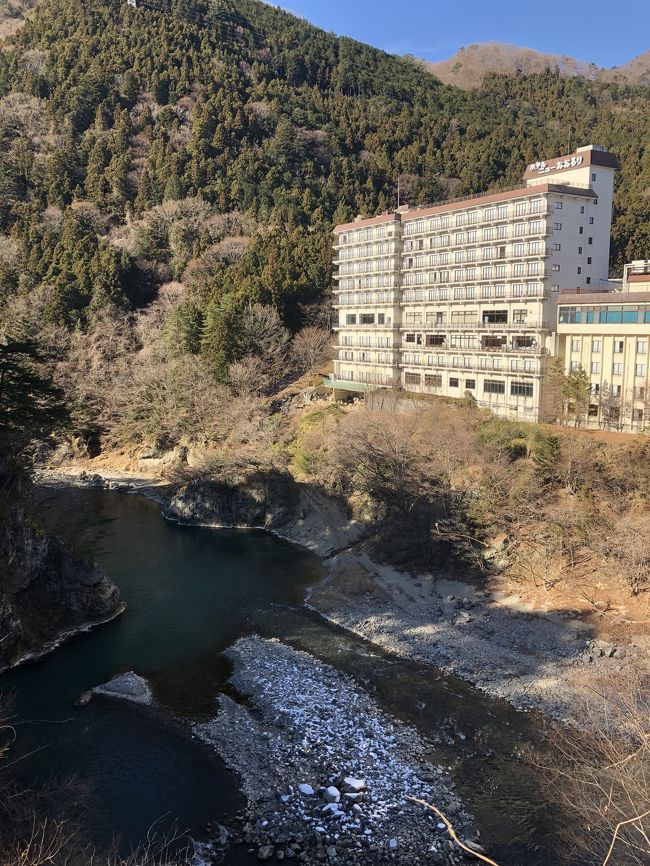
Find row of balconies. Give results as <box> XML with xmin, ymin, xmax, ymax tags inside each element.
<box><xmin>400</xmin><ymin>342</ymin><xmax>546</xmax><ymax>356</ymax></box>
<box><xmin>401</xmin><ymin>356</ymin><xmax>543</xmax><ymax>375</ymax></box>
<box><xmin>401</xmin><ymin>289</ymin><xmax>547</xmax><ymax>303</ymax></box>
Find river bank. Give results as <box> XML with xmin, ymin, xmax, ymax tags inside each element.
<box><xmin>34</xmin><ymin>463</ymin><xmax>649</xmax><ymax>727</ymax></box>
<box><xmin>194</xmin><ymin>635</ymin><xmax>479</xmax><ymax>865</ymax></box>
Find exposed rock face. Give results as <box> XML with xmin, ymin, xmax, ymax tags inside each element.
<box><xmin>0</xmin><ymin>503</ymin><xmax>124</xmax><ymax>671</ymax></box>
<box><xmin>166</xmin><ymin>471</ymin><xmax>365</xmax><ymax>557</ymax></box>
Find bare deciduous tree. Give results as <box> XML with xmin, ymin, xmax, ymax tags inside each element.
<box><xmin>290</xmin><ymin>326</ymin><xmax>331</xmax><ymax>375</ymax></box>
<box><xmin>535</xmin><ymin>671</ymin><xmax>650</xmax><ymax>866</ymax></box>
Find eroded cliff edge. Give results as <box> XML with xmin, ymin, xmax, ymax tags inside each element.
<box><xmin>0</xmin><ymin>500</ymin><xmax>124</xmax><ymax>671</ymax></box>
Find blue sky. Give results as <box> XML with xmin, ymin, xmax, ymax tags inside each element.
<box><xmin>271</xmin><ymin>1</ymin><xmax>648</xmax><ymax>68</ymax></box>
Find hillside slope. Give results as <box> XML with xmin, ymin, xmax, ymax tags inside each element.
<box><xmin>0</xmin><ymin>0</ymin><xmax>648</xmax><ymax>396</ymax></box>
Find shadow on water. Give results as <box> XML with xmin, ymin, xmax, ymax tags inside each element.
<box><xmin>0</xmin><ymin>486</ymin><xmax>565</xmax><ymax>864</ymax></box>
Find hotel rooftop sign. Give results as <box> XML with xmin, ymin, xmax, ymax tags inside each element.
<box><xmin>527</xmin><ymin>155</ymin><xmax>583</xmax><ymax>174</ymax></box>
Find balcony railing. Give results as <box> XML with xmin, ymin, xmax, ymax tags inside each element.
<box><xmin>333</xmin><ymin>322</ymin><xmax>401</xmax><ymax>330</ymax></box>
<box><xmin>400</xmin><ymin>343</ymin><xmax>547</xmax><ymax>356</ymax></box>
<box><xmin>401</xmin><ymin>356</ymin><xmax>543</xmax><ymax>375</ymax></box>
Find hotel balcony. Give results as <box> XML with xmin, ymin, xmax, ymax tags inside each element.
<box><xmin>401</xmin><ymin>356</ymin><xmax>543</xmax><ymax>375</ymax></box>
<box><xmin>399</xmin><ymin>320</ymin><xmax>550</xmax><ymax>332</ymax></box>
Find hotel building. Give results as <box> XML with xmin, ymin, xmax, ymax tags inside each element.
<box><xmin>331</xmin><ymin>144</ymin><xmax>619</xmax><ymax>422</ymax></box>
<box><xmin>556</xmin><ymin>261</ymin><xmax>650</xmax><ymax>432</ymax></box>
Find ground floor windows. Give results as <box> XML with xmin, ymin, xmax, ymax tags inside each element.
<box><xmin>404</xmin><ymin>372</ymin><xmax>421</xmax><ymax>385</ymax></box>
<box><xmin>510</xmin><ymin>381</ymin><xmax>534</xmax><ymax>397</ymax></box>
<box><xmin>483</xmin><ymin>379</ymin><xmax>505</xmax><ymax>395</ymax></box>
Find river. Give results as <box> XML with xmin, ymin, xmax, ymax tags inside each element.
<box><xmin>0</xmin><ymin>486</ymin><xmax>563</xmax><ymax>864</ymax></box>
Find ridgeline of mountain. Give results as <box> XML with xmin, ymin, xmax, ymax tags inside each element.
<box><xmin>423</xmin><ymin>42</ymin><xmax>650</xmax><ymax>90</ymax></box>
<box><xmin>0</xmin><ymin>0</ymin><xmax>649</xmax><ymax>365</ymax></box>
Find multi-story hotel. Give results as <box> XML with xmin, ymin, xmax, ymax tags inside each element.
<box><xmin>556</xmin><ymin>260</ymin><xmax>650</xmax><ymax>432</ymax></box>
<box><xmin>331</xmin><ymin>144</ymin><xmax>619</xmax><ymax>422</ymax></box>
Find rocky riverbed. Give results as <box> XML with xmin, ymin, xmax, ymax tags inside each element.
<box><xmin>194</xmin><ymin>635</ymin><xmax>480</xmax><ymax>865</ymax></box>
<box><xmin>308</xmin><ymin>552</ymin><xmax>650</xmax><ymax>725</ymax></box>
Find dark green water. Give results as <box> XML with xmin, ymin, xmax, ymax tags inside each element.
<box><xmin>1</xmin><ymin>487</ymin><xmax>562</xmax><ymax>864</ymax></box>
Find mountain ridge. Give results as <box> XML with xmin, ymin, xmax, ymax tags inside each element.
<box><xmin>422</xmin><ymin>41</ymin><xmax>650</xmax><ymax>89</ymax></box>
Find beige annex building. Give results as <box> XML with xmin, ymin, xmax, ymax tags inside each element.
<box><xmin>557</xmin><ymin>261</ymin><xmax>650</xmax><ymax>432</ymax></box>
<box><xmin>330</xmin><ymin>144</ymin><xmax>624</xmax><ymax>424</ymax></box>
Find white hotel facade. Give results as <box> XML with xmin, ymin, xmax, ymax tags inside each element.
<box><xmin>331</xmin><ymin>144</ymin><xmax>619</xmax><ymax>422</ymax></box>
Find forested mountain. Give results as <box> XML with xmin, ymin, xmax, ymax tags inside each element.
<box><xmin>0</xmin><ymin>0</ymin><xmax>649</xmax><ymax>420</ymax></box>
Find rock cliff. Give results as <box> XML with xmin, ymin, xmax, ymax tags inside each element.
<box><xmin>0</xmin><ymin>502</ymin><xmax>124</xmax><ymax>671</ymax></box>
<box><xmin>166</xmin><ymin>471</ymin><xmax>366</xmax><ymax>558</ymax></box>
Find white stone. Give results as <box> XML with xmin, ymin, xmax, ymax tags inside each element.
<box><xmin>342</xmin><ymin>777</ymin><xmax>366</xmax><ymax>793</ymax></box>
<box><xmin>298</xmin><ymin>783</ymin><xmax>315</xmax><ymax>796</ymax></box>
<box><xmin>388</xmin><ymin>839</ymin><xmax>398</xmax><ymax>850</ymax></box>
<box><xmin>324</xmin><ymin>786</ymin><xmax>341</xmax><ymax>803</ymax></box>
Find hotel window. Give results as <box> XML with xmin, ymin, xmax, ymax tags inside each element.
<box><xmin>612</xmin><ymin>363</ymin><xmax>623</xmax><ymax>376</ymax></box>
<box><xmin>513</xmin><ymin>309</ymin><xmax>527</xmax><ymax>323</ymax></box>
<box><xmin>465</xmin><ymin>379</ymin><xmax>476</xmax><ymax>390</ymax></box>
<box><xmin>449</xmin><ymin>377</ymin><xmax>459</xmax><ymax>387</ymax></box>
<box><xmin>484</xmin><ymin>208</ymin><xmax>495</xmax><ymax>221</ymax></box>
<box><xmin>529</xmin><ymin>220</ymin><xmax>542</xmax><ymax>233</ymax></box>
<box><xmin>468</xmin><ymin>211</ymin><xmax>478</xmax><ymax>224</ymax></box>
<box><xmin>515</xmin><ymin>203</ymin><xmax>527</xmax><ymax>216</ymax></box>
<box><xmin>495</xmin><ymin>285</ymin><xmax>506</xmax><ymax>297</ymax></box>
<box><xmin>425</xmin><ymin>374</ymin><xmax>443</xmax><ymax>387</ymax></box>
<box><xmin>552</xmin><ymin>264</ymin><xmax>561</xmax><ymax>271</ymax></box>
<box><xmin>591</xmin><ymin>173</ymin><xmax>596</xmax><ymax>181</ymax></box>
<box><xmin>635</xmin><ymin>386</ymin><xmax>646</xmax><ymax>399</ymax></box>
<box><xmin>345</xmin><ymin>314</ymin><xmax>357</xmax><ymax>324</ymax></box>
<box><xmin>514</xmin><ymin>263</ymin><xmax>525</xmax><ymax>277</ymax></box>
<box><xmin>586</xmin><ymin>278</ymin><xmax>591</xmax><ymax>285</ymax></box>
<box><xmin>577</xmin><ymin>267</ymin><xmax>582</xmax><ymax>275</ymax></box>
<box><xmin>511</xmin><ymin>382</ymin><xmax>534</xmax><ymax>397</ymax></box>
<box><xmin>589</xmin><ymin>217</ymin><xmax>594</xmax><ymax>224</ymax></box>
<box><xmin>579</xmin><ymin>226</ymin><xmax>584</xmax><ymax>234</ymax></box>
<box><xmin>580</xmin><ymin>206</ymin><xmax>585</xmax><ymax>214</ymax></box>
<box><xmin>513</xmin><ymin>283</ymin><xmax>525</xmax><ymax>296</ymax></box>
<box><xmin>587</xmin><ymin>257</ymin><xmax>592</xmax><ymax>264</ymax></box>
<box><xmin>553</xmin><ymin>243</ymin><xmax>561</xmax><ymax>251</ymax></box>
<box><xmin>555</xmin><ymin>202</ymin><xmax>563</xmax><ymax>210</ymax></box>
<box><xmin>497</xmin><ymin>205</ymin><xmax>508</xmax><ymax>218</ymax></box>
<box><xmin>636</xmin><ymin>364</ymin><xmax>647</xmax><ymax>377</ymax></box>
<box><xmin>614</xmin><ymin>340</ymin><xmax>624</xmax><ymax>353</ymax></box>
<box><xmin>483</xmin><ymin>380</ymin><xmax>505</xmax><ymax>395</ymax></box>
<box><xmin>591</xmin><ymin>361</ymin><xmax>600</xmax><ymax>374</ymax></box>
<box><xmin>637</xmin><ymin>341</ymin><xmax>647</xmax><ymax>355</ymax></box>
<box><xmin>524</xmin><ymin>360</ymin><xmax>533</xmax><ymax>373</ymax></box>
<box><xmin>588</xmin><ymin>237</ymin><xmax>593</xmax><ymax>244</ymax></box>
<box><xmin>613</xmin><ymin>385</ymin><xmax>622</xmax><ymax>396</ymax></box>
<box><xmin>405</xmin><ymin>372</ymin><xmax>421</xmax><ymax>385</ymax></box>
<box><xmin>530</xmin><ymin>200</ymin><xmax>542</xmax><ymax>213</ymax></box>
<box><xmin>497</xmin><ymin>225</ymin><xmax>508</xmax><ymax>239</ymax></box>
<box><xmin>552</xmin><ymin>284</ymin><xmax>560</xmax><ymax>292</ymax></box>
<box><xmin>514</xmin><ymin>242</ymin><xmax>525</xmax><ymax>256</ymax></box>
<box><xmin>571</xmin><ymin>339</ymin><xmax>580</xmax><ymax>352</ymax></box>
<box><xmin>554</xmin><ymin>222</ymin><xmax>562</xmax><ymax>230</ymax></box>
<box><xmin>514</xmin><ymin>223</ymin><xmax>526</xmax><ymax>237</ymax></box>
<box><xmin>571</xmin><ymin>361</ymin><xmax>579</xmax><ymax>371</ymax></box>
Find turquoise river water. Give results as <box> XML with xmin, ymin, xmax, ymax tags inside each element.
<box><xmin>0</xmin><ymin>487</ymin><xmax>565</xmax><ymax>865</ymax></box>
